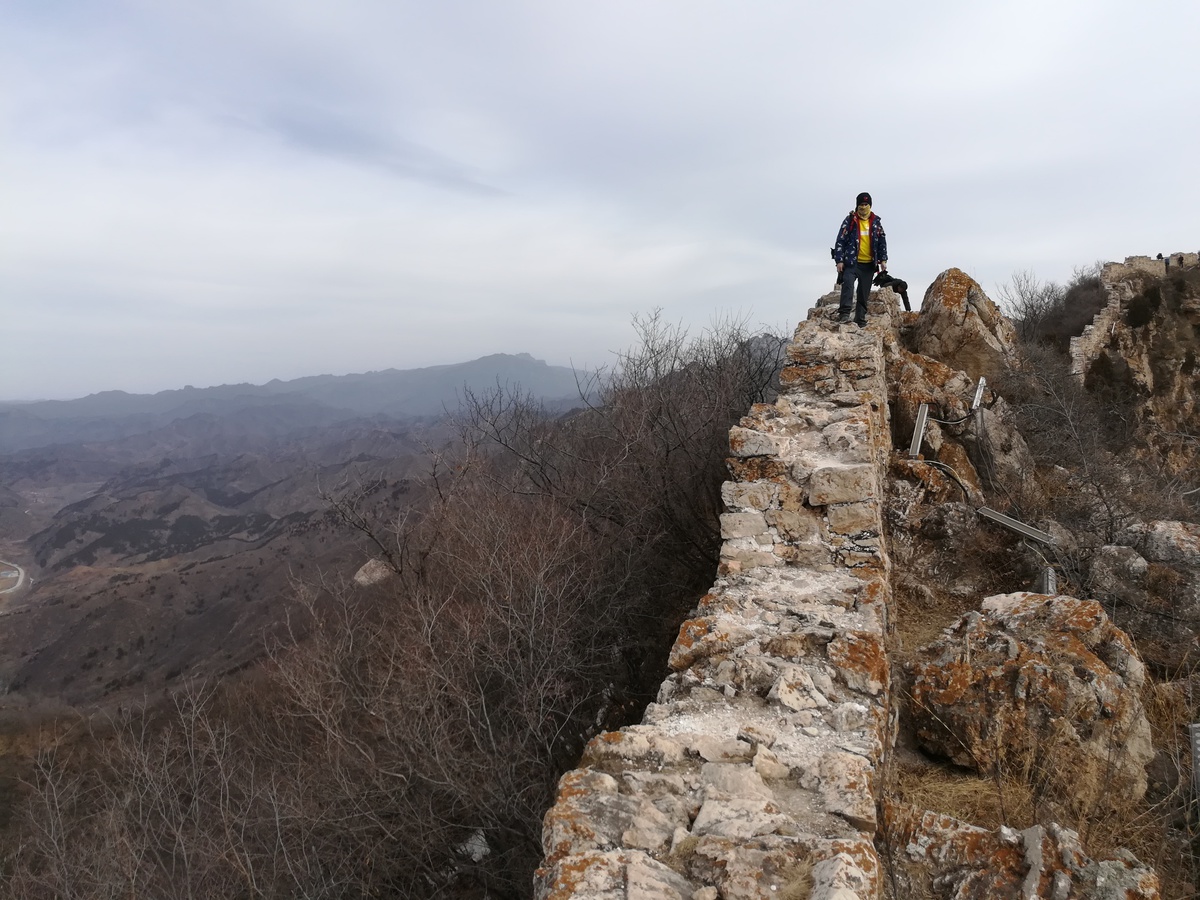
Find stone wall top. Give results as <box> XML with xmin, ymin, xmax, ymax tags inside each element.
<box><xmin>534</xmin><ymin>309</ymin><xmax>896</xmax><ymax>900</ymax></box>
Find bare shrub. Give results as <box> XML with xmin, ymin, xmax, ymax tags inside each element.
<box><xmin>998</xmin><ymin>270</ymin><xmax>1065</xmax><ymax>346</ymax></box>
<box><xmin>998</xmin><ymin>264</ymin><xmax>1105</xmax><ymax>351</ymax></box>
<box><xmin>2</xmin><ymin>312</ymin><xmax>788</xmax><ymax>899</ymax></box>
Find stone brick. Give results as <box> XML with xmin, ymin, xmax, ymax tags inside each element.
<box><xmin>822</xmin><ymin>420</ymin><xmax>872</xmax><ymax>457</ymax></box>
<box><xmin>826</xmin><ymin>502</ymin><xmax>878</xmax><ymax>535</ymax></box>
<box><xmin>809</xmin><ymin>465</ymin><xmax>875</xmax><ymax>505</ymax></box>
<box><xmin>718</xmin><ymin>546</ymin><xmax>779</xmax><ymax>571</ymax></box>
<box><xmin>764</xmin><ymin>508</ymin><xmax>820</xmax><ymax>541</ymax></box>
<box><xmin>773</xmin><ymin>544</ymin><xmax>831</xmax><ymax>566</ymax></box>
<box><xmin>776</xmin><ymin>481</ymin><xmax>807</xmax><ymax>511</ymax></box>
<box><xmin>721</xmin><ymin>481</ymin><xmax>779</xmax><ymax>511</ymax></box>
<box><xmin>720</xmin><ymin>512</ymin><xmax>768</xmax><ymax>539</ymax></box>
<box><xmin>726</xmin><ymin>457</ymin><xmax>789</xmax><ymax>482</ymax></box>
<box><xmin>728</xmin><ymin>426</ymin><xmax>777</xmax><ymax>458</ymax></box>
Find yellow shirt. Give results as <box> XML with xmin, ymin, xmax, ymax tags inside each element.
<box><xmin>857</xmin><ymin>216</ymin><xmax>872</xmax><ymax>263</ymax></box>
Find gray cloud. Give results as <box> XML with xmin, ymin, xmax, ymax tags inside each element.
<box><xmin>2</xmin><ymin>0</ymin><xmax>1199</xmax><ymax>400</ymax></box>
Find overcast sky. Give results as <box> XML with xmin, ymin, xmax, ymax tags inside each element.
<box><xmin>3</xmin><ymin>1</ymin><xmax>1197</xmax><ymax>400</ymax></box>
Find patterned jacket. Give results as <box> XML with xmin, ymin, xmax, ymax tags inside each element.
<box><xmin>833</xmin><ymin>212</ymin><xmax>887</xmax><ymax>266</ymax></box>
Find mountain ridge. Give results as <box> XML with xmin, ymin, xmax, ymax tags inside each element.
<box><xmin>0</xmin><ymin>352</ymin><xmax>590</xmax><ymax>453</ymax></box>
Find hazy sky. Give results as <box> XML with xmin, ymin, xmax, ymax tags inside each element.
<box><xmin>3</xmin><ymin>1</ymin><xmax>1197</xmax><ymax>401</ymax></box>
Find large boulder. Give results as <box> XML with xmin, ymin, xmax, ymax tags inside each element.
<box><xmin>1122</xmin><ymin>520</ymin><xmax>1200</xmax><ymax>568</ymax></box>
<box><xmin>886</xmin><ymin>804</ymin><xmax>1160</xmax><ymax>900</ymax></box>
<box><xmin>908</xmin><ymin>592</ymin><xmax>1153</xmax><ymax>808</ymax></box>
<box><xmin>1105</xmin><ymin>521</ymin><xmax>1200</xmax><ymax>672</ymax></box>
<box><xmin>912</xmin><ymin>269</ymin><xmax>1018</xmax><ymax>382</ymax></box>
<box><xmin>959</xmin><ymin>396</ymin><xmax>1039</xmax><ymax>502</ymax></box>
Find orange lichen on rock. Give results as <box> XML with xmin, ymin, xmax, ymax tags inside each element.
<box><xmin>826</xmin><ymin>631</ymin><xmax>888</xmax><ymax>696</ymax></box>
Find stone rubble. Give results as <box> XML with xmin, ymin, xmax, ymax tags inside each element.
<box><xmin>886</xmin><ymin>804</ymin><xmax>1161</xmax><ymax>899</ymax></box>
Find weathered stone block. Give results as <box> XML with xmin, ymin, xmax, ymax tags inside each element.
<box><xmin>719</xmin><ymin>545</ymin><xmax>780</xmax><ymax>572</ymax></box>
<box><xmin>774</xmin><ymin>544</ymin><xmax>832</xmax><ymax>567</ymax></box>
<box><xmin>827</xmin><ymin>632</ymin><xmax>888</xmax><ymax>696</ymax></box>
<box><xmin>809</xmin><ymin>465</ymin><xmax>875</xmax><ymax>506</ymax></box>
<box><xmin>691</xmin><ymin>797</ymin><xmax>790</xmax><ymax>838</ymax></box>
<box><xmin>765</xmin><ymin>508</ymin><xmax>820</xmax><ymax>541</ymax></box>
<box><xmin>822</xmin><ymin>420</ymin><xmax>872</xmax><ymax>458</ymax></box>
<box><xmin>780</xmin><ymin>363</ymin><xmax>835</xmax><ymax>388</ymax></box>
<box><xmin>669</xmin><ymin>617</ymin><xmax>757</xmax><ymax>670</ymax></box>
<box><xmin>534</xmin><ymin>849</ymin><xmax>695</xmax><ymax>900</ymax></box>
<box><xmin>727</xmin><ymin>457</ymin><xmax>789</xmax><ymax>482</ymax></box>
<box><xmin>826</xmin><ymin>502</ymin><xmax>878</xmax><ymax>535</ymax></box>
<box><xmin>729</xmin><ymin>426</ymin><xmax>778</xmax><ymax>457</ymax></box>
<box><xmin>720</xmin><ymin>511</ymin><xmax>768</xmax><ymax>538</ymax></box>
<box><xmin>818</xmin><ymin>752</ymin><xmax>877</xmax><ymax>831</ymax></box>
<box><xmin>769</xmin><ymin>665</ymin><xmax>831</xmax><ymax>712</ymax></box>
<box><xmin>777</xmin><ymin>481</ymin><xmax>807</xmax><ymax>511</ymax></box>
<box><xmin>721</xmin><ymin>480</ymin><xmax>780</xmax><ymax>511</ymax></box>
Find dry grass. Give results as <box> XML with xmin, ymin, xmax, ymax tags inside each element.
<box><xmin>775</xmin><ymin>856</ymin><xmax>814</xmax><ymax>900</ymax></box>
<box><xmin>888</xmin><ymin>753</ymin><xmax>1198</xmax><ymax>899</ymax></box>
<box><xmin>892</xmin><ymin>761</ymin><xmax>1037</xmax><ymax>832</ymax></box>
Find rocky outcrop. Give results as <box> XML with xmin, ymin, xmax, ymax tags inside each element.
<box><xmin>352</xmin><ymin>558</ymin><xmax>394</xmax><ymax>586</ymax></box>
<box><xmin>1102</xmin><ymin>521</ymin><xmax>1200</xmax><ymax>672</ymax></box>
<box><xmin>886</xmin><ymin>805</ymin><xmax>1160</xmax><ymax>900</ymax></box>
<box><xmin>1073</xmin><ymin>254</ymin><xmax>1200</xmax><ymax>473</ymax></box>
<box><xmin>1122</xmin><ymin>519</ymin><xmax>1200</xmax><ymax>569</ymax></box>
<box><xmin>908</xmin><ymin>592</ymin><xmax>1153</xmax><ymax>806</ymax></box>
<box><xmin>888</xmin><ymin>279</ymin><xmax>1036</xmax><ymax>507</ymax></box>
<box><xmin>911</xmin><ymin>269</ymin><xmax>1018</xmax><ymax>382</ymax></box>
<box><xmin>535</xmin><ymin>301</ymin><xmax>901</xmax><ymax>900</ymax></box>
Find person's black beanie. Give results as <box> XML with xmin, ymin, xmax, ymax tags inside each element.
<box><xmin>856</xmin><ymin>192</ymin><xmax>872</xmax><ymax>206</ymax></box>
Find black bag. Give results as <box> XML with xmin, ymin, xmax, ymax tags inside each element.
<box><xmin>873</xmin><ymin>271</ymin><xmax>910</xmax><ymax>311</ymax></box>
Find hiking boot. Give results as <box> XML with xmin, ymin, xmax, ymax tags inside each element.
<box><xmin>836</xmin><ymin>313</ymin><xmax>852</xmax><ymax>324</ymax></box>
<box><xmin>854</xmin><ymin>319</ymin><xmax>867</xmax><ymax>328</ymax></box>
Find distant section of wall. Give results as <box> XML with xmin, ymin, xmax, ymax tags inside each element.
<box><xmin>534</xmin><ymin>316</ymin><xmax>894</xmax><ymax>900</ymax></box>
<box><xmin>1070</xmin><ymin>252</ymin><xmax>1199</xmax><ymax>376</ymax></box>
<box><xmin>1069</xmin><ymin>280</ymin><xmax>1125</xmax><ymax>378</ymax></box>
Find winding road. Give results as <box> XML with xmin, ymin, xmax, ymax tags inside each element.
<box><xmin>0</xmin><ymin>559</ymin><xmax>26</xmax><ymax>595</ymax></box>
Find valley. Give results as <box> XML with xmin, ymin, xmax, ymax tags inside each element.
<box><xmin>0</xmin><ymin>352</ymin><xmax>588</xmax><ymax>715</ymax></box>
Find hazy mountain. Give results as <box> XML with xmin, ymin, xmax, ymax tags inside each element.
<box><xmin>0</xmin><ymin>353</ymin><xmax>589</xmax><ymax>453</ymax></box>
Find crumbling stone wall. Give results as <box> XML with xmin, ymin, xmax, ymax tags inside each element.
<box><xmin>534</xmin><ymin>313</ymin><xmax>896</xmax><ymax>900</ymax></box>
<box><xmin>1069</xmin><ymin>252</ymin><xmax>1199</xmax><ymax>376</ymax></box>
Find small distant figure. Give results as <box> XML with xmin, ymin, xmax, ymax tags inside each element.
<box><xmin>833</xmin><ymin>192</ymin><xmax>888</xmax><ymax>327</ymax></box>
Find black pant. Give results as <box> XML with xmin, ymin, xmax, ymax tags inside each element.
<box><xmin>838</xmin><ymin>261</ymin><xmax>875</xmax><ymax>323</ymax></box>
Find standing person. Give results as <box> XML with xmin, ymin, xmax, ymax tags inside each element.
<box><xmin>833</xmin><ymin>192</ymin><xmax>888</xmax><ymax>326</ymax></box>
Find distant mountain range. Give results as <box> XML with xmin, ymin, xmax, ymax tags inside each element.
<box><xmin>0</xmin><ymin>353</ymin><xmax>590</xmax><ymax>453</ymax></box>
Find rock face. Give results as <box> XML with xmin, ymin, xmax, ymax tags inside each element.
<box><xmin>911</xmin><ymin>268</ymin><xmax>1018</xmax><ymax>382</ymax></box>
<box><xmin>887</xmin><ymin>805</ymin><xmax>1160</xmax><ymax>900</ymax></box>
<box><xmin>1124</xmin><ymin>519</ymin><xmax>1200</xmax><ymax>569</ymax></box>
<box><xmin>1075</xmin><ymin>256</ymin><xmax>1200</xmax><ymax>473</ymax></box>
<box><xmin>887</xmin><ymin>274</ymin><xmax>1036</xmax><ymax>504</ymax></box>
<box><xmin>534</xmin><ymin>299</ymin><xmax>902</xmax><ymax>900</ymax></box>
<box><xmin>1103</xmin><ymin>520</ymin><xmax>1200</xmax><ymax>672</ymax></box>
<box><xmin>908</xmin><ymin>592</ymin><xmax>1153</xmax><ymax>805</ymax></box>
